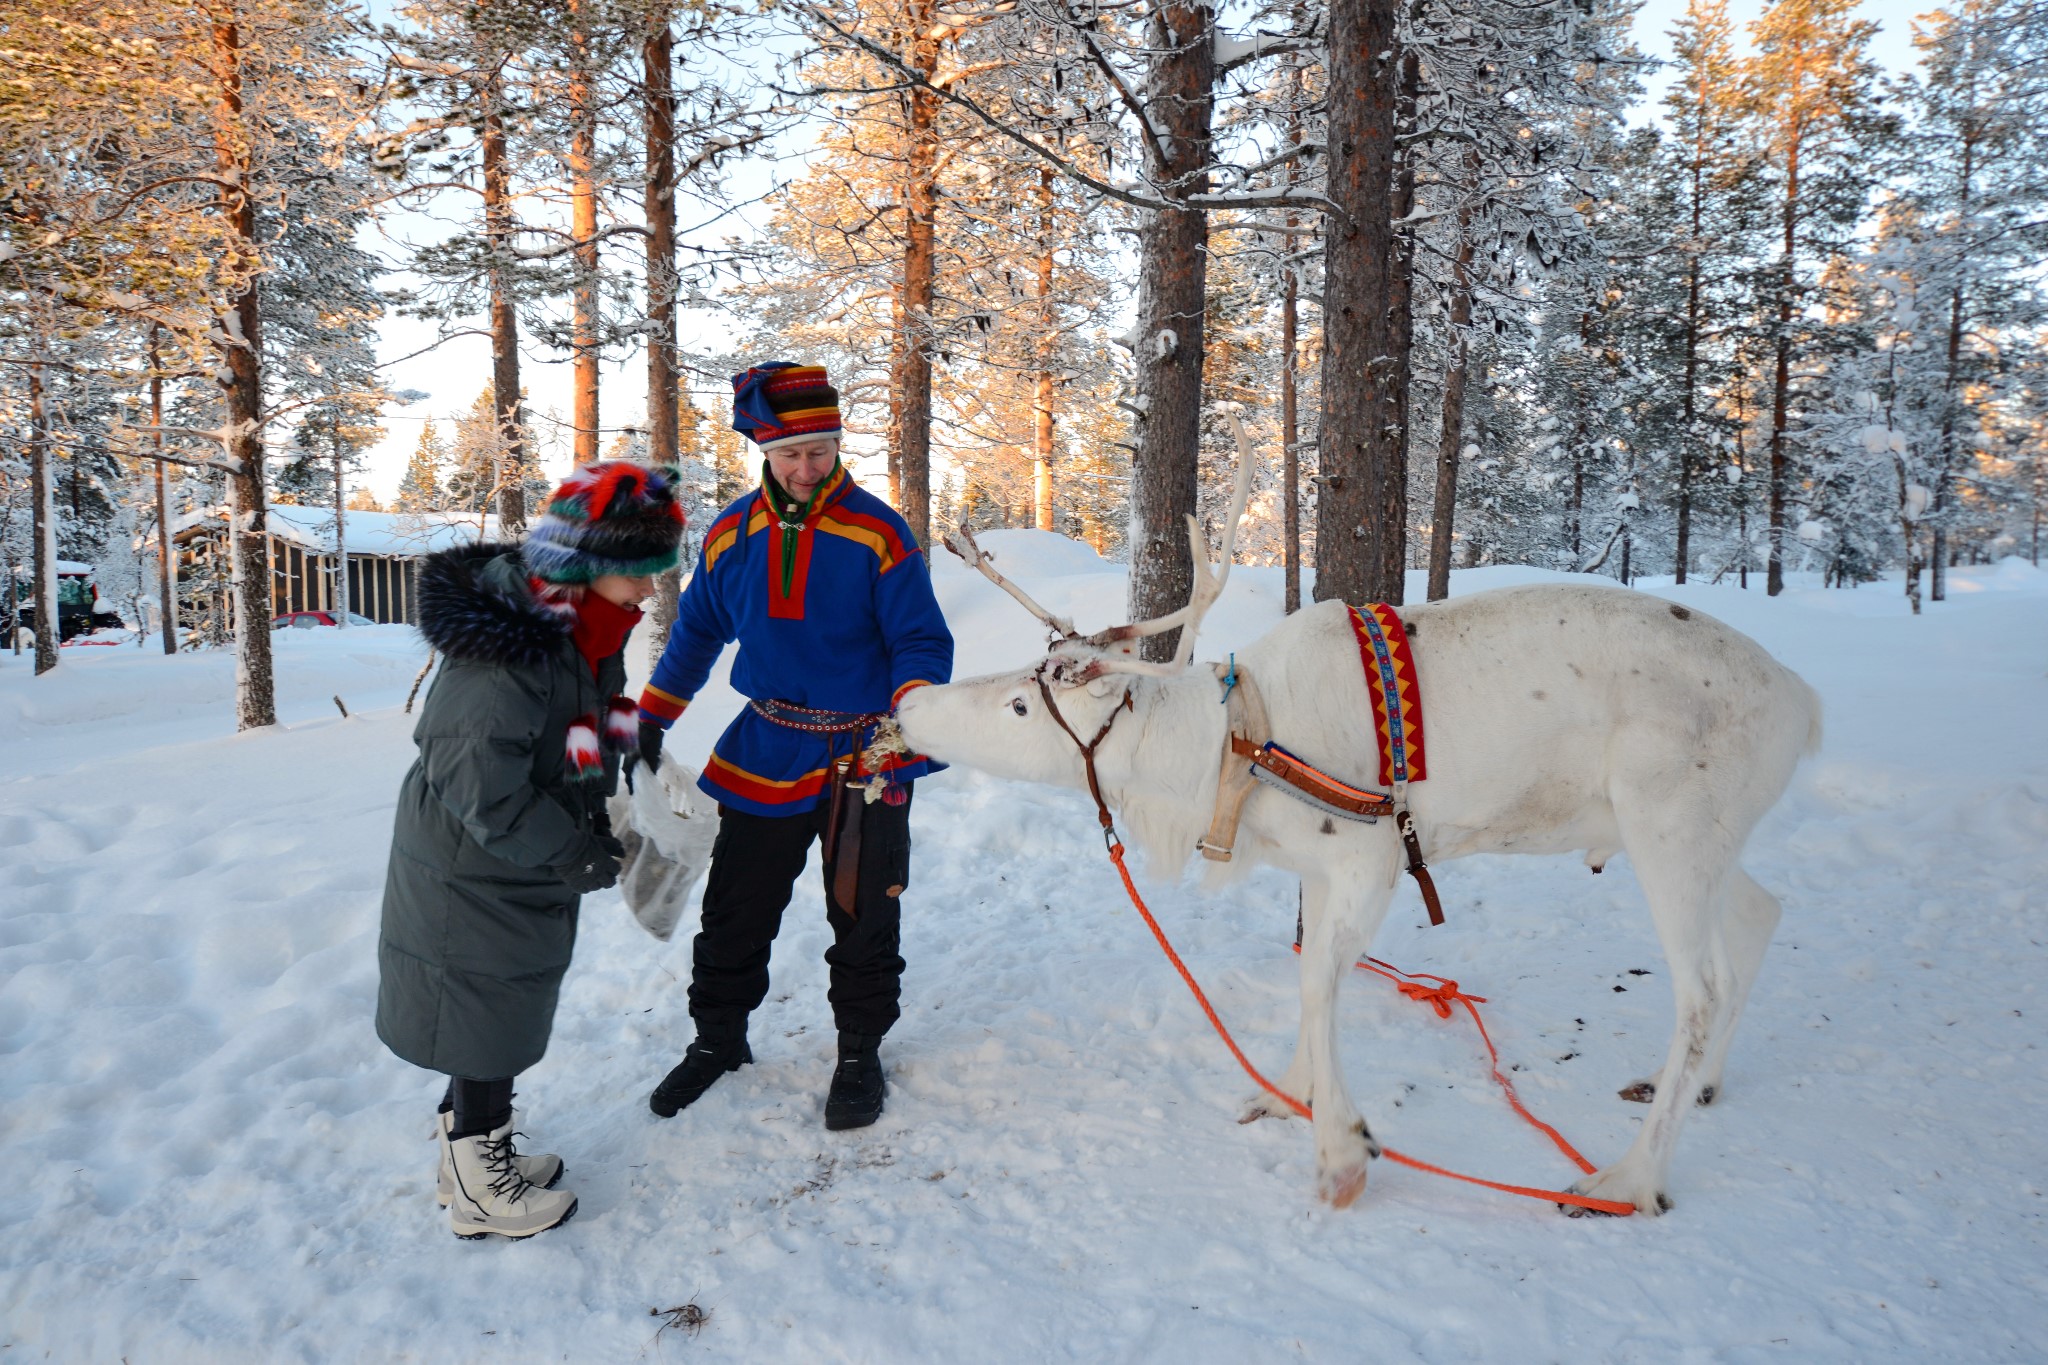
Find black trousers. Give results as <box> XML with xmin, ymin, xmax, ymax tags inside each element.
<box><xmin>688</xmin><ymin>785</ymin><xmax>913</xmax><ymax>1036</ymax></box>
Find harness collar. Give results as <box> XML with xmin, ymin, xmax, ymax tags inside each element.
<box><xmin>1034</xmin><ymin>662</ymin><xmax>1133</xmax><ymax>844</ymax></box>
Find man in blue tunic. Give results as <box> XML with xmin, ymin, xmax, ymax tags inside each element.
<box><xmin>635</xmin><ymin>362</ymin><xmax>954</xmax><ymax>1130</ymax></box>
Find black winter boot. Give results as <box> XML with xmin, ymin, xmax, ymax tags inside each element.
<box><xmin>649</xmin><ymin>1020</ymin><xmax>752</xmax><ymax>1118</ymax></box>
<box><xmin>824</xmin><ymin>1032</ymin><xmax>886</xmax><ymax>1131</ymax></box>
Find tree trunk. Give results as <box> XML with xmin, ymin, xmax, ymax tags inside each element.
<box><xmin>895</xmin><ymin>5</ymin><xmax>939</xmax><ymax>548</ymax></box>
<box><xmin>1032</xmin><ymin>167</ymin><xmax>1056</xmax><ymax>533</ymax></box>
<box><xmin>569</xmin><ymin>0</ymin><xmax>600</xmax><ymax>465</ymax></box>
<box><xmin>1126</xmin><ymin>0</ymin><xmax>1214</xmax><ymax>658</ymax></box>
<box><xmin>210</xmin><ymin>11</ymin><xmax>276</xmax><ymax>729</ymax></box>
<box><xmin>331</xmin><ymin>425</ymin><xmax>349</xmax><ymax>628</ymax></box>
<box><xmin>644</xmin><ymin>15</ymin><xmax>683</xmax><ymax>653</ymax></box>
<box><xmin>482</xmin><ymin>77</ymin><xmax>528</xmax><ymax>528</ymax></box>
<box><xmin>150</xmin><ymin>329</ymin><xmax>177</xmax><ymax>653</ymax></box>
<box><xmin>1281</xmin><ymin>254</ymin><xmax>1300</xmax><ymax>614</ymax></box>
<box><xmin>1281</xmin><ymin>6</ymin><xmax>1305</xmax><ymax>614</ymax></box>
<box><xmin>1426</xmin><ymin>231</ymin><xmax>1474</xmax><ymax>602</ymax></box>
<box><xmin>1387</xmin><ymin>48</ymin><xmax>1420</xmax><ymax>579</ymax></box>
<box><xmin>1766</xmin><ymin>139</ymin><xmax>1800</xmax><ymax>598</ymax></box>
<box><xmin>29</xmin><ymin>362</ymin><xmax>58</xmax><ymax>675</ymax></box>
<box><xmin>1931</xmin><ymin>143</ymin><xmax>1974</xmax><ymax>604</ymax></box>
<box><xmin>1315</xmin><ymin>0</ymin><xmax>1404</xmax><ymax>606</ymax></box>
<box><xmin>1676</xmin><ymin>259</ymin><xmax>1700</xmax><ymax>583</ymax></box>
<box><xmin>1897</xmin><ymin>458</ymin><xmax>1921</xmax><ymax>615</ymax></box>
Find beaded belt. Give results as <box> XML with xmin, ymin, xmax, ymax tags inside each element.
<box><xmin>749</xmin><ymin>698</ymin><xmax>886</xmax><ymax>734</ymax></box>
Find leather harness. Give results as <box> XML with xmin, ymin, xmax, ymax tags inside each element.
<box><xmin>1034</xmin><ymin>658</ymin><xmax>1445</xmax><ymax>926</ymax></box>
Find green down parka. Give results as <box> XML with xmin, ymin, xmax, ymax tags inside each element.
<box><xmin>375</xmin><ymin>544</ymin><xmax>628</xmax><ymax>1080</ymax></box>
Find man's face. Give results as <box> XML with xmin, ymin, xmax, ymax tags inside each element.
<box><xmin>766</xmin><ymin>438</ymin><xmax>839</xmax><ymax>501</ymax></box>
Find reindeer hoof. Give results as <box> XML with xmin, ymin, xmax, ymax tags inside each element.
<box><xmin>1237</xmin><ymin>1087</ymin><xmax>1306</xmax><ymax>1124</ymax></box>
<box><xmin>1319</xmin><ymin>1162</ymin><xmax>1369</xmax><ymax>1209</ymax></box>
<box><xmin>1566</xmin><ymin>1170</ymin><xmax>1673</xmax><ymax>1216</ymax></box>
<box><xmin>1618</xmin><ymin>1081</ymin><xmax>1656</xmax><ymax>1104</ymax></box>
<box><xmin>1696</xmin><ymin>1084</ymin><xmax>1717</xmax><ymax>1107</ymax></box>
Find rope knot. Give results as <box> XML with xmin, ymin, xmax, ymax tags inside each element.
<box><xmin>1396</xmin><ymin>977</ymin><xmax>1485</xmax><ymax>1019</ymax></box>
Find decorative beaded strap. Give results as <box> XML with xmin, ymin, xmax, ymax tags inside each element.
<box><xmin>749</xmin><ymin>698</ymin><xmax>886</xmax><ymax>734</ymax></box>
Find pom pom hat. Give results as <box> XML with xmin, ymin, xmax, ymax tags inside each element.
<box><xmin>731</xmin><ymin>361</ymin><xmax>842</xmax><ymax>453</ymax></box>
<box><xmin>522</xmin><ymin>461</ymin><xmax>687</xmax><ymax>585</ymax></box>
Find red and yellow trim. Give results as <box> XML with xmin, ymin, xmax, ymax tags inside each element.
<box><xmin>1349</xmin><ymin>603</ymin><xmax>1427</xmax><ymax>787</ymax></box>
<box><xmin>638</xmin><ymin>682</ymin><xmax>690</xmax><ymax>726</ymax></box>
<box><xmin>699</xmin><ymin>508</ymin><xmax>746</xmax><ymax>574</ymax></box>
<box><xmin>704</xmin><ymin>753</ymin><xmax>833</xmax><ymax>806</ymax></box>
<box><xmin>819</xmin><ymin>504</ymin><xmax>916</xmax><ymax>575</ymax></box>
<box><xmin>891</xmin><ymin>680</ymin><xmax>932</xmax><ymax>707</ymax></box>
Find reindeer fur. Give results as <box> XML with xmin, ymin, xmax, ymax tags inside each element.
<box><xmin>898</xmin><ymin>583</ymin><xmax>1821</xmax><ymax>1215</ymax></box>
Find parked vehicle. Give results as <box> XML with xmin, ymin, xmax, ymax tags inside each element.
<box><xmin>11</xmin><ymin>565</ymin><xmax>124</xmax><ymax>643</ymax></box>
<box><xmin>273</xmin><ymin>610</ymin><xmax>377</xmax><ymax>629</ymax></box>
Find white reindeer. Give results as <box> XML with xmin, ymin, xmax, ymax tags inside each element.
<box><xmin>896</xmin><ymin>450</ymin><xmax>1821</xmax><ymax>1216</ymax></box>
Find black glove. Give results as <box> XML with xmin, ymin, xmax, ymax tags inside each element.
<box><xmin>558</xmin><ymin>837</ymin><xmax>622</xmax><ymax>895</ymax></box>
<box><xmin>625</xmin><ymin>720</ymin><xmax>666</xmax><ymax>793</ymax></box>
<box><xmin>592</xmin><ymin>808</ymin><xmax>614</xmax><ymax>840</ymax></box>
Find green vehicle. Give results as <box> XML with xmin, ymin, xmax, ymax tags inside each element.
<box><xmin>10</xmin><ymin>563</ymin><xmax>124</xmax><ymax>643</ymax></box>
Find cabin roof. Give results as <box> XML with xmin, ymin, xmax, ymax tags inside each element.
<box><xmin>174</xmin><ymin>505</ymin><xmax>508</xmax><ymax>559</ymax></box>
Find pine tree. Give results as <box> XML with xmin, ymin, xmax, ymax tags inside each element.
<box><xmin>396</xmin><ymin>421</ymin><xmax>447</xmax><ymax>512</ymax></box>
<box><xmin>1891</xmin><ymin>0</ymin><xmax>2048</xmax><ymax>597</ymax></box>
<box><xmin>1743</xmin><ymin>0</ymin><xmax>1885</xmax><ymax>595</ymax></box>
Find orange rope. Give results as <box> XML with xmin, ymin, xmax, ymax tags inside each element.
<box><xmin>1107</xmin><ymin>842</ymin><xmax>1635</xmax><ymax>1217</ymax></box>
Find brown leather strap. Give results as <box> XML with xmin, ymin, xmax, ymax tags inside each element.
<box><xmin>1396</xmin><ymin>806</ymin><xmax>1445</xmax><ymax>926</ymax></box>
<box><xmin>1036</xmin><ymin>670</ymin><xmax>1132</xmax><ymax>835</ymax></box>
<box><xmin>1200</xmin><ymin>664</ymin><xmax>1271</xmax><ymax>862</ymax></box>
<box><xmin>1230</xmin><ymin>736</ymin><xmax>1395</xmax><ymax>818</ymax></box>
<box><xmin>824</xmin><ymin>755</ymin><xmax>860</xmax><ymax>916</ymax></box>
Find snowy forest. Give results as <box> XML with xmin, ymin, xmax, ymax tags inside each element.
<box><xmin>3</xmin><ymin>0</ymin><xmax>2046</xmax><ymax>721</ymax></box>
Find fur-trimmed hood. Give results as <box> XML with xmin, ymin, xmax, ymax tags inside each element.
<box><xmin>414</xmin><ymin>542</ymin><xmax>570</xmax><ymax>667</ymax></box>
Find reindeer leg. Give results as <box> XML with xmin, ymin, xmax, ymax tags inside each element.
<box><xmin>1574</xmin><ymin>788</ymin><xmax>1739</xmax><ymax>1215</ymax></box>
<box><xmin>1239</xmin><ymin>874</ymin><xmax>1328</xmax><ymax>1124</ymax></box>
<box><xmin>1692</xmin><ymin>868</ymin><xmax>1781</xmax><ymax>1106</ymax></box>
<box><xmin>1304</xmin><ymin>870</ymin><xmax>1393</xmax><ymax>1208</ymax></box>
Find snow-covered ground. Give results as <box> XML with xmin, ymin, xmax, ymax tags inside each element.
<box><xmin>3</xmin><ymin>543</ymin><xmax>2044</xmax><ymax>1363</ymax></box>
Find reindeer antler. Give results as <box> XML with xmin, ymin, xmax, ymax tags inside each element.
<box><xmin>1079</xmin><ymin>406</ymin><xmax>1259</xmax><ymax>676</ymax></box>
<box><xmin>942</xmin><ymin>525</ymin><xmax>1078</xmax><ymax>641</ymax></box>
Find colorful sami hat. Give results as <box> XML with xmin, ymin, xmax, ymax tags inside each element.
<box><xmin>522</xmin><ymin>461</ymin><xmax>687</xmax><ymax>585</ymax></box>
<box><xmin>730</xmin><ymin>361</ymin><xmax>842</xmax><ymax>453</ymax></box>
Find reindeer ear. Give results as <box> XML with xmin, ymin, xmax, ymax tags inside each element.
<box><xmin>1085</xmin><ymin>676</ymin><xmax>1118</xmax><ymax>699</ymax></box>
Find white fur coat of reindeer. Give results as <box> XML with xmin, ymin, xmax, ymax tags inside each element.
<box><xmin>895</xmin><ymin>431</ymin><xmax>1821</xmax><ymax>1216</ymax></box>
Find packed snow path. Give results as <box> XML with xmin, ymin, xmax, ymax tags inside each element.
<box><xmin>3</xmin><ymin>544</ymin><xmax>2044</xmax><ymax>1362</ymax></box>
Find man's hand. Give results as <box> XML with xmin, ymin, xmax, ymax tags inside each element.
<box><xmin>624</xmin><ymin>720</ymin><xmax>666</xmax><ymax>792</ymax></box>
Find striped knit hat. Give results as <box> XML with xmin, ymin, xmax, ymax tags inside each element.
<box><xmin>730</xmin><ymin>361</ymin><xmax>842</xmax><ymax>453</ymax></box>
<box><xmin>522</xmin><ymin>461</ymin><xmax>687</xmax><ymax>585</ymax></box>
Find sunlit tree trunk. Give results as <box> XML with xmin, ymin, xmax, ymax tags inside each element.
<box><xmin>569</xmin><ymin>0</ymin><xmax>600</xmax><ymax>465</ymax></box>
<box><xmin>208</xmin><ymin>7</ymin><xmax>275</xmax><ymax>728</ymax></box>
<box><xmin>1032</xmin><ymin>167</ymin><xmax>1056</xmax><ymax>533</ymax></box>
<box><xmin>644</xmin><ymin>12</ymin><xmax>684</xmax><ymax>650</ymax></box>
<box><xmin>894</xmin><ymin>0</ymin><xmax>939</xmax><ymax>547</ymax></box>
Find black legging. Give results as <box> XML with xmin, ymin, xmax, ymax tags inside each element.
<box><xmin>439</xmin><ymin>1076</ymin><xmax>515</xmax><ymax>1141</ymax></box>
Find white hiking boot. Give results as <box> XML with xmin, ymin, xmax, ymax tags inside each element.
<box><xmin>437</xmin><ymin>1110</ymin><xmax>562</xmax><ymax>1207</ymax></box>
<box><xmin>446</xmin><ymin>1121</ymin><xmax>578</xmax><ymax>1240</ymax></box>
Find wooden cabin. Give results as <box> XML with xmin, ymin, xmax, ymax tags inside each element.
<box><xmin>174</xmin><ymin>506</ymin><xmax>504</xmax><ymax>626</ymax></box>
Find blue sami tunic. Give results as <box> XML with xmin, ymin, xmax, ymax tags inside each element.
<box><xmin>638</xmin><ymin>466</ymin><xmax>955</xmax><ymax>817</ymax></box>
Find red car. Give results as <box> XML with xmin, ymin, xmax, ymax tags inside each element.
<box><xmin>272</xmin><ymin>610</ymin><xmax>376</xmax><ymax>629</ymax></box>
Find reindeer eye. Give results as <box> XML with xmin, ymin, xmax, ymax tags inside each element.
<box><xmin>1010</xmin><ymin>698</ymin><xmax>1029</xmax><ymax>717</ymax></box>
